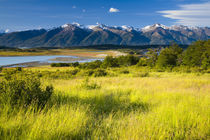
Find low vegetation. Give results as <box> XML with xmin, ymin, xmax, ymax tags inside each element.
<box><xmin>0</xmin><ymin>75</ymin><xmax>53</xmax><ymax>109</ymax></box>
<box><xmin>50</xmin><ymin>40</ymin><xmax>210</xmax><ymax>72</ymax></box>
<box><xmin>0</xmin><ymin>40</ymin><xmax>209</xmax><ymax>139</ymax></box>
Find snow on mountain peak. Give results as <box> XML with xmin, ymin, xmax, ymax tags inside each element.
<box><xmin>0</xmin><ymin>29</ymin><xmax>10</xmax><ymax>34</ymax></box>
<box><xmin>87</xmin><ymin>23</ymin><xmax>110</xmax><ymax>30</ymax></box>
<box><xmin>170</xmin><ymin>25</ymin><xmax>201</xmax><ymax>31</ymax></box>
<box><xmin>170</xmin><ymin>25</ymin><xmax>189</xmax><ymax>30</ymax></box>
<box><xmin>142</xmin><ymin>23</ymin><xmax>169</xmax><ymax>32</ymax></box>
<box><xmin>61</xmin><ymin>22</ymin><xmax>82</xmax><ymax>28</ymax></box>
<box><xmin>72</xmin><ymin>22</ymin><xmax>86</xmax><ymax>29</ymax></box>
<box><xmin>61</xmin><ymin>24</ymin><xmax>70</xmax><ymax>28</ymax></box>
<box><xmin>60</xmin><ymin>23</ymin><xmax>207</xmax><ymax>33</ymax></box>
<box><xmin>87</xmin><ymin>25</ymin><xmax>97</xmax><ymax>30</ymax></box>
<box><xmin>5</xmin><ymin>29</ymin><xmax>10</xmax><ymax>33</ymax></box>
<box><xmin>87</xmin><ymin>23</ymin><xmax>135</xmax><ymax>32</ymax></box>
<box><xmin>121</xmin><ymin>25</ymin><xmax>134</xmax><ymax>31</ymax></box>
<box><xmin>61</xmin><ymin>22</ymin><xmax>87</xmax><ymax>31</ymax></box>
<box><xmin>72</xmin><ymin>22</ymin><xmax>81</xmax><ymax>27</ymax></box>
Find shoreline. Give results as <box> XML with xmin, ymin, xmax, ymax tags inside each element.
<box><xmin>0</xmin><ymin>50</ymin><xmax>126</xmax><ymax>67</ymax></box>
<box><xmin>1</xmin><ymin>56</ymin><xmax>103</xmax><ymax>68</ymax></box>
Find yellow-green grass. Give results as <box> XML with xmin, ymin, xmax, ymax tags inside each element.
<box><xmin>0</xmin><ymin>49</ymin><xmax>121</xmax><ymax>57</ymax></box>
<box><xmin>0</xmin><ymin>69</ymin><xmax>209</xmax><ymax>139</ymax></box>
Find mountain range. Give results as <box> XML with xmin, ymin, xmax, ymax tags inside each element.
<box><xmin>0</xmin><ymin>23</ymin><xmax>209</xmax><ymax>48</ymax></box>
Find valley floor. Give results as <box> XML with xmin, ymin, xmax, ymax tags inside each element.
<box><xmin>0</xmin><ymin>67</ymin><xmax>209</xmax><ymax>139</ymax></box>
<box><xmin>0</xmin><ymin>49</ymin><xmax>125</xmax><ymax>57</ymax></box>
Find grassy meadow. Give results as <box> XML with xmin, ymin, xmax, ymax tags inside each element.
<box><xmin>0</xmin><ymin>66</ymin><xmax>209</xmax><ymax>140</ymax></box>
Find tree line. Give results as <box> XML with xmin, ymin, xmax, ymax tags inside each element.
<box><xmin>50</xmin><ymin>40</ymin><xmax>209</xmax><ymax>70</ymax></box>
<box><xmin>138</xmin><ymin>40</ymin><xmax>210</xmax><ymax>69</ymax></box>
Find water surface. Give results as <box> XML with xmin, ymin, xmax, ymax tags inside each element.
<box><xmin>0</xmin><ymin>55</ymin><xmax>102</xmax><ymax>67</ymax></box>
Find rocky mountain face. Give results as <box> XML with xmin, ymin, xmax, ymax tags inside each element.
<box><xmin>0</xmin><ymin>23</ymin><xmax>209</xmax><ymax>48</ymax></box>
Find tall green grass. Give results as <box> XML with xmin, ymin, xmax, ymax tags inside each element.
<box><xmin>0</xmin><ymin>68</ymin><xmax>209</xmax><ymax>139</ymax></box>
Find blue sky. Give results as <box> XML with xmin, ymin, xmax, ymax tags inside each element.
<box><xmin>0</xmin><ymin>0</ymin><xmax>210</xmax><ymax>31</ymax></box>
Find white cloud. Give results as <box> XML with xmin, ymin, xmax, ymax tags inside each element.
<box><xmin>109</xmin><ymin>8</ymin><xmax>120</xmax><ymax>13</ymax></box>
<box><xmin>82</xmin><ymin>9</ymin><xmax>86</xmax><ymax>12</ymax></box>
<box><xmin>72</xmin><ymin>5</ymin><xmax>76</xmax><ymax>9</ymax></box>
<box><xmin>158</xmin><ymin>2</ymin><xmax>210</xmax><ymax>27</ymax></box>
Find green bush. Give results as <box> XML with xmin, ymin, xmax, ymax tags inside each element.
<box><xmin>145</xmin><ymin>48</ymin><xmax>159</xmax><ymax>67</ymax></box>
<box><xmin>156</xmin><ymin>44</ymin><xmax>183</xmax><ymax>68</ymax></box>
<box><xmin>101</xmin><ymin>56</ymin><xmax>119</xmax><ymax>68</ymax></box>
<box><xmin>51</xmin><ymin>63</ymin><xmax>70</xmax><ymax>67</ymax></box>
<box><xmin>79</xmin><ymin>60</ymin><xmax>102</xmax><ymax>69</ymax></box>
<box><xmin>16</xmin><ymin>67</ymin><xmax>22</xmax><ymax>72</ymax></box>
<box><xmin>0</xmin><ymin>75</ymin><xmax>53</xmax><ymax>108</ymax></box>
<box><xmin>117</xmin><ymin>55</ymin><xmax>139</xmax><ymax>66</ymax></box>
<box><xmin>137</xmin><ymin>58</ymin><xmax>147</xmax><ymax>66</ymax></box>
<box><xmin>82</xmin><ymin>69</ymin><xmax>107</xmax><ymax>77</ymax></box>
<box><xmin>134</xmin><ymin>72</ymin><xmax>149</xmax><ymax>77</ymax></box>
<box><xmin>38</xmin><ymin>69</ymin><xmax>80</xmax><ymax>79</ymax></box>
<box><xmin>93</xmin><ymin>69</ymin><xmax>107</xmax><ymax>77</ymax></box>
<box><xmin>84</xmin><ymin>70</ymin><xmax>95</xmax><ymax>76</ymax></box>
<box><xmin>68</xmin><ymin>69</ymin><xmax>79</xmax><ymax>75</ymax></box>
<box><xmin>80</xmin><ymin>78</ymin><xmax>101</xmax><ymax>90</ymax></box>
<box><xmin>71</xmin><ymin>62</ymin><xmax>80</xmax><ymax>67</ymax></box>
<box><xmin>51</xmin><ymin>62</ymin><xmax>80</xmax><ymax>67</ymax></box>
<box><xmin>100</xmin><ymin>55</ymin><xmax>140</xmax><ymax>68</ymax></box>
<box><xmin>182</xmin><ymin>40</ymin><xmax>210</xmax><ymax>68</ymax></box>
<box><xmin>120</xmin><ymin>70</ymin><xmax>129</xmax><ymax>74</ymax></box>
<box><xmin>2</xmin><ymin>68</ymin><xmax>18</xmax><ymax>80</ymax></box>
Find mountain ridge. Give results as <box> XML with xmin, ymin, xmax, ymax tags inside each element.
<box><xmin>0</xmin><ymin>23</ymin><xmax>209</xmax><ymax>48</ymax></box>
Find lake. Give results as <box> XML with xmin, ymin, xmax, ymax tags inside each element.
<box><xmin>0</xmin><ymin>55</ymin><xmax>103</xmax><ymax>67</ymax></box>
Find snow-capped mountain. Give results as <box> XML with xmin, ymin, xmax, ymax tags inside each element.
<box><xmin>0</xmin><ymin>29</ymin><xmax>10</xmax><ymax>34</ymax></box>
<box><xmin>87</xmin><ymin>23</ymin><xmax>112</xmax><ymax>31</ymax></box>
<box><xmin>121</xmin><ymin>25</ymin><xmax>134</xmax><ymax>32</ymax></box>
<box><xmin>62</xmin><ymin>22</ymin><xmax>86</xmax><ymax>30</ymax></box>
<box><xmin>0</xmin><ymin>23</ymin><xmax>209</xmax><ymax>48</ymax></box>
<box><xmin>170</xmin><ymin>25</ymin><xmax>190</xmax><ymax>31</ymax></box>
<box><xmin>142</xmin><ymin>23</ymin><xmax>169</xmax><ymax>32</ymax></box>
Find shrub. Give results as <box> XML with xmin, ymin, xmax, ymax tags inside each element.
<box><xmin>84</xmin><ymin>70</ymin><xmax>94</xmax><ymax>76</ymax></box>
<box><xmin>134</xmin><ymin>72</ymin><xmax>149</xmax><ymax>77</ymax></box>
<box><xmin>101</xmin><ymin>55</ymin><xmax>139</xmax><ymax>68</ymax></box>
<box><xmin>0</xmin><ymin>67</ymin><xmax>2</xmax><ymax>72</ymax></box>
<box><xmin>71</xmin><ymin>62</ymin><xmax>80</xmax><ymax>67</ymax></box>
<box><xmin>0</xmin><ymin>75</ymin><xmax>53</xmax><ymax>108</ymax></box>
<box><xmin>79</xmin><ymin>60</ymin><xmax>102</xmax><ymax>69</ymax></box>
<box><xmin>139</xmin><ymin>72</ymin><xmax>149</xmax><ymax>77</ymax></box>
<box><xmin>117</xmin><ymin>55</ymin><xmax>139</xmax><ymax>66</ymax></box>
<box><xmin>82</xmin><ymin>69</ymin><xmax>107</xmax><ymax>77</ymax></box>
<box><xmin>137</xmin><ymin>58</ymin><xmax>147</xmax><ymax>66</ymax></box>
<box><xmin>182</xmin><ymin>40</ymin><xmax>210</xmax><ymax>67</ymax></box>
<box><xmin>120</xmin><ymin>70</ymin><xmax>129</xmax><ymax>74</ymax></box>
<box><xmin>93</xmin><ymin>69</ymin><xmax>107</xmax><ymax>77</ymax></box>
<box><xmin>155</xmin><ymin>69</ymin><xmax>165</xmax><ymax>72</ymax></box>
<box><xmin>145</xmin><ymin>48</ymin><xmax>159</xmax><ymax>67</ymax></box>
<box><xmin>156</xmin><ymin>44</ymin><xmax>183</xmax><ymax>68</ymax></box>
<box><xmin>80</xmin><ymin>78</ymin><xmax>101</xmax><ymax>90</ymax></box>
<box><xmin>2</xmin><ymin>68</ymin><xmax>18</xmax><ymax>80</ymax></box>
<box><xmin>16</xmin><ymin>67</ymin><xmax>22</xmax><ymax>72</ymax></box>
<box><xmin>50</xmin><ymin>62</ymin><xmax>80</xmax><ymax>67</ymax></box>
<box><xmin>68</xmin><ymin>69</ymin><xmax>79</xmax><ymax>75</ymax></box>
<box><xmin>51</xmin><ymin>63</ymin><xmax>70</xmax><ymax>67</ymax></box>
<box><xmin>101</xmin><ymin>56</ymin><xmax>119</xmax><ymax>68</ymax></box>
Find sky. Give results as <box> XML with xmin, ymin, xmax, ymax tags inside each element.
<box><xmin>0</xmin><ymin>0</ymin><xmax>210</xmax><ymax>31</ymax></box>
